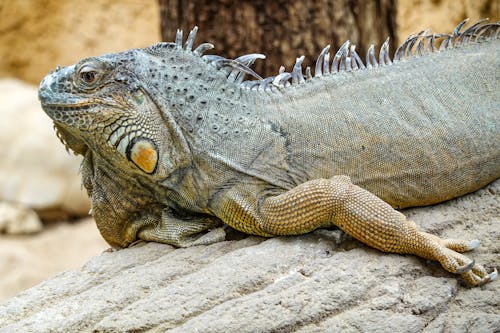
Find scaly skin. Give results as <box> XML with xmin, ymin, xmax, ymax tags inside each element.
<box><xmin>38</xmin><ymin>21</ymin><xmax>499</xmax><ymax>286</ymax></box>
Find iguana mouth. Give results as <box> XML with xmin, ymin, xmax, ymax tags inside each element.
<box><xmin>41</xmin><ymin>102</ymin><xmax>124</xmax><ymax>117</ymax></box>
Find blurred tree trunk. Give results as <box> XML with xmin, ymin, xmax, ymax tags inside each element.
<box><xmin>158</xmin><ymin>0</ymin><xmax>397</xmax><ymax>77</ymax></box>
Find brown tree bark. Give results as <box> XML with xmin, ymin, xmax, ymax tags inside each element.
<box><xmin>159</xmin><ymin>0</ymin><xmax>397</xmax><ymax>77</ymax></box>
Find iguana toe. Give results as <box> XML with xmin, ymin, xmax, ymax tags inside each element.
<box><xmin>475</xmin><ymin>268</ymin><xmax>498</xmax><ymax>286</ymax></box>
<box><xmin>441</xmin><ymin>237</ymin><xmax>481</xmax><ymax>253</ymax></box>
<box><xmin>128</xmin><ymin>239</ymin><xmax>147</xmax><ymax>248</ymax></box>
<box><xmin>455</xmin><ymin>259</ymin><xmax>475</xmax><ymax>274</ymax></box>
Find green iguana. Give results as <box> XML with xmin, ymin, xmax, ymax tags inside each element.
<box><xmin>38</xmin><ymin>19</ymin><xmax>499</xmax><ymax>286</ymax></box>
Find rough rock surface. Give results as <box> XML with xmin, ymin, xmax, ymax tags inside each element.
<box><xmin>0</xmin><ymin>180</ymin><xmax>498</xmax><ymax>332</ymax></box>
<box><xmin>0</xmin><ymin>79</ymin><xmax>90</xmax><ymax>221</ymax></box>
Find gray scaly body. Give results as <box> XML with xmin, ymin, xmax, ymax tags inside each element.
<box><xmin>39</xmin><ymin>20</ymin><xmax>499</xmax><ymax>286</ymax></box>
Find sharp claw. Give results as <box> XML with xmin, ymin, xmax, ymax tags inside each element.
<box><xmin>489</xmin><ymin>268</ymin><xmax>498</xmax><ymax>281</ymax></box>
<box><xmin>469</xmin><ymin>239</ymin><xmax>480</xmax><ymax>250</ymax></box>
<box><xmin>456</xmin><ymin>259</ymin><xmax>475</xmax><ymax>274</ymax></box>
<box><xmin>473</xmin><ymin>268</ymin><xmax>497</xmax><ymax>287</ymax></box>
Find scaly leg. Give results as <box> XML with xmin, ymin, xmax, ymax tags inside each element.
<box><xmin>138</xmin><ymin>210</ymin><xmax>226</xmax><ymax>248</ymax></box>
<box><xmin>258</xmin><ymin>175</ymin><xmax>496</xmax><ymax>286</ymax></box>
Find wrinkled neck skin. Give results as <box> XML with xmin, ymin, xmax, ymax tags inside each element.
<box><xmin>78</xmin><ymin>104</ymin><xmax>194</xmax><ymax>247</ymax></box>
<box><xmin>81</xmin><ymin>149</ymin><xmax>157</xmax><ymax>247</ymax></box>
<box><xmin>75</xmin><ymin>76</ymin><xmax>200</xmax><ymax>247</ymax></box>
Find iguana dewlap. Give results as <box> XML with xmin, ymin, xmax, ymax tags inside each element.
<box><xmin>38</xmin><ymin>20</ymin><xmax>499</xmax><ymax>286</ymax></box>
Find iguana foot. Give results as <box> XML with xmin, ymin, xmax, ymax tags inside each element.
<box><xmin>415</xmin><ymin>232</ymin><xmax>496</xmax><ymax>286</ymax></box>
<box><xmin>156</xmin><ymin>226</ymin><xmax>226</xmax><ymax>248</ymax></box>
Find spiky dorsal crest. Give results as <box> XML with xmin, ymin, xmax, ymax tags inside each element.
<box><xmin>144</xmin><ymin>26</ymin><xmax>264</xmax><ymax>83</ymax></box>
<box><xmin>147</xmin><ymin>19</ymin><xmax>499</xmax><ymax>92</ymax></box>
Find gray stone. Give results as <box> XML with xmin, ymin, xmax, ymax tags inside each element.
<box><xmin>0</xmin><ymin>180</ymin><xmax>498</xmax><ymax>332</ymax></box>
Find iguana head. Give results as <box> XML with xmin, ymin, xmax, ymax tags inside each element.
<box><xmin>38</xmin><ymin>50</ymin><xmax>170</xmax><ymax>176</ymax></box>
<box><xmin>39</xmin><ymin>27</ymin><xmax>265</xmax><ymax>180</ymax></box>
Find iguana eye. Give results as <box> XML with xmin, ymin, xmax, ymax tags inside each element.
<box><xmin>79</xmin><ymin>66</ymin><xmax>99</xmax><ymax>84</ymax></box>
<box><xmin>81</xmin><ymin>70</ymin><xmax>97</xmax><ymax>83</ymax></box>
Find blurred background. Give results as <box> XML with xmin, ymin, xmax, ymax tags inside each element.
<box><xmin>0</xmin><ymin>0</ymin><xmax>498</xmax><ymax>302</ymax></box>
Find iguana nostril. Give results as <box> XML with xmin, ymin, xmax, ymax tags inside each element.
<box><xmin>38</xmin><ymin>75</ymin><xmax>54</xmax><ymax>101</ymax></box>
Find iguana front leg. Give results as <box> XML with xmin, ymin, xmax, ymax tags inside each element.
<box><xmin>216</xmin><ymin>176</ymin><xmax>496</xmax><ymax>286</ymax></box>
<box><xmin>92</xmin><ymin>190</ymin><xmax>225</xmax><ymax>248</ymax></box>
<box><xmin>95</xmin><ymin>205</ymin><xmax>225</xmax><ymax>249</ymax></box>
<box><xmin>138</xmin><ymin>210</ymin><xmax>226</xmax><ymax>248</ymax></box>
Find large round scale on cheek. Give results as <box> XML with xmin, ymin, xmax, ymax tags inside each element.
<box><xmin>127</xmin><ymin>138</ymin><xmax>158</xmax><ymax>174</ymax></box>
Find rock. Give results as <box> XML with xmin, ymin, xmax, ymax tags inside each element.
<box><xmin>0</xmin><ymin>180</ymin><xmax>498</xmax><ymax>332</ymax></box>
<box><xmin>0</xmin><ymin>202</ymin><xmax>42</xmax><ymax>234</ymax></box>
<box><xmin>0</xmin><ymin>79</ymin><xmax>90</xmax><ymax>221</ymax></box>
